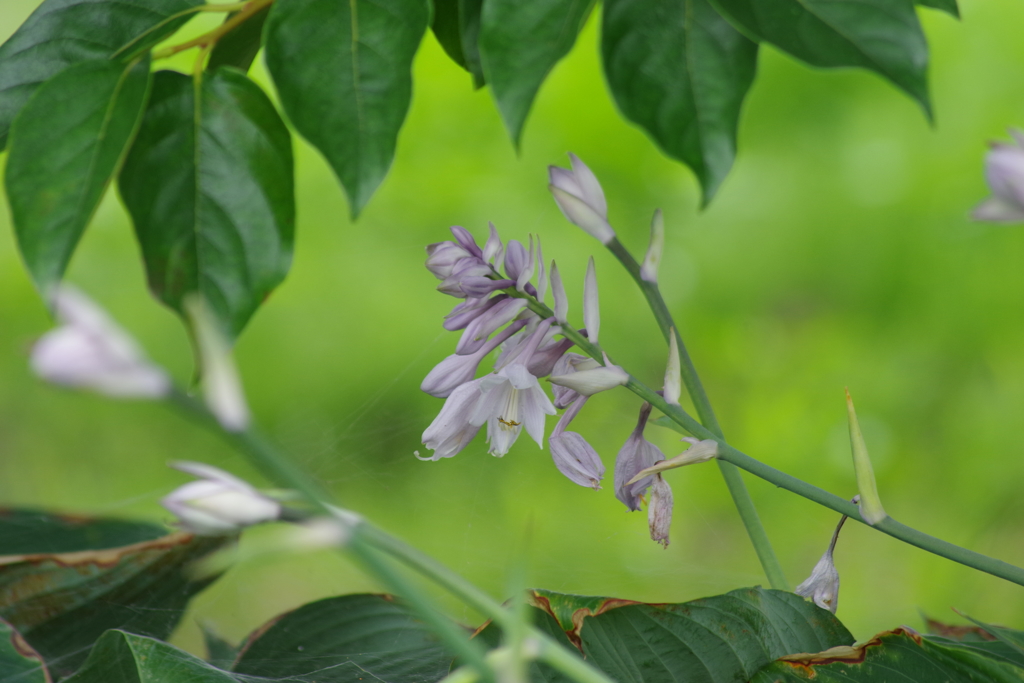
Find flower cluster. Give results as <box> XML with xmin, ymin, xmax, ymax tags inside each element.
<box><xmin>419</xmin><ymin>154</ymin><xmax>721</xmax><ymax>546</ymax></box>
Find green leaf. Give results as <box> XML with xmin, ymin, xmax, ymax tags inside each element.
<box><xmin>602</xmin><ymin>0</ymin><xmax>757</xmax><ymax>205</ymax></box>
<box><xmin>431</xmin><ymin>0</ymin><xmax>468</xmax><ymax>69</ymax></box>
<box><xmin>208</xmin><ymin>7</ymin><xmax>272</xmax><ymax>73</ymax></box>
<box><xmin>264</xmin><ymin>0</ymin><xmax>429</xmax><ymax>217</ymax></box>
<box><xmin>232</xmin><ymin>594</ymin><xmax>456</xmax><ymax>682</ymax></box>
<box><xmin>118</xmin><ymin>69</ymin><xmax>295</xmax><ymax>339</ymax></box>
<box><xmin>917</xmin><ymin>0</ymin><xmax>959</xmax><ymax>18</ymax></box>
<box><xmin>479</xmin><ymin>0</ymin><xmax>592</xmax><ymax>146</ymax></box>
<box><xmin>481</xmin><ymin>588</ymin><xmax>852</xmax><ymax>682</ymax></box>
<box><xmin>0</xmin><ymin>509</ymin><xmax>232</xmax><ymax>677</ymax></box>
<box><xmin>459</xmin><ymin>0</ymin><xmax>486</xmax><ymax>88</ymax></box>
<box><xmin>0</xmin><ymin>619</ymin><xmax>49</xmax><ymax>683</ymax></box>
<box><xmin>201</xmin><ymin>622</ymin><xmax>239</xmax><ymax>670</ymax></box>
<box><xmin>711</xmin><ymin>0</ymin><xmax>931</xmax><ymax>118</ymax></box>
<box><xmin>5</xmin><ymin>57</ymin><xmax>151</xmax><ymax>295</ymax></box>
<box><xmin>0</xmin><ymin>0</ymin><xmax>202</xmax><ymax>149</ymax></box>
<box><xmin>64</xmin><ymin>631</ymin><xmax>239</xmax><ymax>683</ymax></box>
<box><xmin>752</xmin><ymin>627</ymin><xmax>1024</xmax><ymax>682</ymax></box>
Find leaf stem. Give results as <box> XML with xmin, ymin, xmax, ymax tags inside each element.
<box><xmin>152</xmin><ymin>0</ymin><xmax>275</xmax><ymax>61</ymax></box>
<box><xmin>508</xmin><ymin>292</ymin><xmax>1024</xmax><ymax>589</ymax></box>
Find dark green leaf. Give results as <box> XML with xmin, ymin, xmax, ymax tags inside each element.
<box><xmin>0</xmin><ymin>0</ymin><xmax>201</xmax><ymax>149</ymax></box>
<box><xmin>232</xmin><ymin>594</ymin><xmax>456</xmax><ymax>682</ymax></box>
<box><xmin>711</xmin><ymin>0</ymin><xmax>931</xmax><ymax>117</ymax></box>
<box><xmin>482</xmin><ymin>588</ymin><xmax>852</xmax><ymax>683</ymax></box>
<box><xmin>752</xmin><ymin>627</ymin><xmax>1024</xmax><ymax>682</ymax></box>
<box><xmin>0</xmin><ymin>619</ymin><xmax>49</xmax><ymax>683</ymax></box>
<box><xmin>916</xmin><ymin>0</ymin><xmax>959</xmax><ymax>18</ymax></box>
<box><xmin>0</xmin><ymin>508</ymin><xmax>166</xmax><ymax>554</ymax></box>
<box><xmin>479</xmin><ymin>0</ymin><xmax>592</xmax><ymax>146</ymax></box>
<box><xmin>431</xmin><ymin>0</ymin><xmax>468</xmax><ymax>69</ymax></box>
<box><xmin>264</xmin><ymin>0</ymin><xmax>429</xmax><ymax>216</ymax></box>
<box><xmin>6</xmin><ymin>57</ymin><xmax>151</xmax><ymax>295</ymax></box>
<box><xmin>201</xmin><ymin>622</ymin><xmax>239</xmax><ymax>670</ymax></box>
<box><xmin>459</xmin><ymin>0</ymin><xmax>486</xmax><ymax>88</ymax></box>
<box><xmin>0</xmin><ymin>509</ymin><xmax>232</xmax><ymax>677</ymax></box>
<box><xmin>602</xmin><ymin>0</ymin><xmax>757</xmax><ymax>204</ymax></box>
<box><xmin>64</xmin><ymin>631</ymin><xmax>239</xmax><ymax>683</ymax></box>
<box><xmin>208</xmin><ymin>7</ymin><xmax>272</xmax><ymax>73</ymax></box>
<box><xmin>118</xmin><ymin>69</ymin><xmax>295</xmax><ymax>339</ymax></box>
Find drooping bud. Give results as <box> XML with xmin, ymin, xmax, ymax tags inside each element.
<box><xmin>640</xmin><ymin>209</ymin><xmax>665</xmax><ymax>283</ymax></box>
<box><xmin>161</xmin><ymin>461</ymin><xmax>281</xmax><ymax>535</ymax></box>
<box><xmin>972</xmin><ymin>130</ymin><xmax>1024</xmax><ymax>223</ymax></box>
<box><xmin>548</xmin><ymin>397</ymin><xmax>604</xmax><ymax>489</ymax></box>
<box><xmin>548</xmin><ymin>153</ymin><xmax>615</xmax><ymax>244</ymax></box>
<box><xmin>664</xmin><ymin>329</ymin><xmax>682</xmax><ymax>406</ymax></box>
<box><xmin>550</xmin><ymin>261</ymin><xmax>568</xmax><ymax>323</ymax></box>
<box><xmin>626</xmin><ymin>437</ymin><xmax>718</xmax><ymax>483</ymax></box>
<box><xmin>648</xmin><ymin>475</ymin><xmax>673</xmax><ymax>547</ymax></box>
<box><xmin>845</xmin><ymin>388</ymin><xmax>887</xmax><ymax>525</ymax></box>
<box><xmin>30</xmin><ymin>286</ymin><xmax>171</xmax><ymax>399</ymax></box>
<box><xmin>614</xmin><ymin>403</ymin><xmax>665</xmax><ymax>511</ymax></box>
<box><xmin>794</xmin><ymin>509</ymin><xmax>849</xmax><ymax>614</ymax></box>
<box><xmin>583</xmin><ymin>257</ymin><xmax>600</xmax><ymax>344</ymax></box>
<box><xmin>549</xmin><ymin>351</ymin><xmax>627</xmax><ymax>396</ymax></box>
<box><xmin>185</xmin><ymin>296</ymin><xmax>250</xmax><ymax>432</ymax></box>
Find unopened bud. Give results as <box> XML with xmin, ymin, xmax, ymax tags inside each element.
<box><xmin>845</xmin><ymin>388</ymin><xmax>887</xmax><ymax>525</ymax></box>
<box><xmin>641</xmin><ymin>209</ymin><xmax>664</xmax><ymax>283</ymax></box>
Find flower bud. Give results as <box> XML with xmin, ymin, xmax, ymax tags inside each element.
<box><xmin>641</xmin><ymin>209</ymin><xmax>665</xmax><ymax>283</ymax></box>
<box><xmin>31</xmin><ymin>287</ymin><xmax>171</xmax><ymax>399</ymax></box>
<box><xmin>549</xmin><ymin>352</ymin><xmax>627</xmax><ymax>396</ymax></box>
<box><xmin>483</xmin><ymin>222</ymin><xmax>503</xmax><ymax>265</ymax></box>
<box><xmin>425</xmin><ymin>241</ymin><xmax>474</xmax><ymax>280</ymax></box>
<box><xmin>549</xmin><ymin>396</ymin><xmax>604</xmax><ymax>489</ymax></box>
<box><xmin>550</xmin><ymin>261</ymin><xmax>568</xmax><ymax>324</ymax></box>
<box><xmin>845</xmin><ymin>388</ymin><xmax>886</xmax><ymax>525</ymax></box>
<box><xmin>663</xmin><ymin>329</ymin><xmax>682</xmax><ymax>406</ymax></box>
<box><xmin>162</xmin><ymin>461</ymin><xmax>281</xmax><ymax>535</ymax></box>
<box><xmin>795</xmin><ymin>548</ymin><xmax>840</xmax><ymax>613</ymax></box>
<box><xmin>648</xmin><ymin>475</ymin><xmax>673</xmax><ymax>547</ymax></box>
<box><xmin>456</xmin><ymin>298</ymin><xmax>528</xmax><ymax>355</ymax></box>
<box><xmin>583</xmin><ymin>257</ymin><xmax>600</xmax><ymax>344</ymax></box>
<box><xmin>504</xmin><ymin>239</ymin><xmax>531</xmax><ymax>281</ymax></box>
<box><xmin>185</xmin><ymin>296</ymin><xmax>250</xmax><ymax>432</ymax></box>
<box><xmin>626</xmin><ymin>437</ymin><xmax>718</xmax><ymax>484</ymax></box>
<box><xmin>972</xmin><ymin>131</ymin><xmax>1024</xmax><ymax>223</ymax></box>
<box><xmin>548</xmin><ymin>153</ymin><xmax>615</xmax><ymax>244</ymax></box>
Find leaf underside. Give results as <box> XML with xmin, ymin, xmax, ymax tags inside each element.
<box><xmin>208</xmin><ymin>6</ymin><xmax>273</xmax><ymax>73</ymax></box>
<box><xmin>602</xmin><ymin>0</ymin><xmax>757</xmax><ymax>205</ymax></box>
<box><xmin>118</xmin><ymin>69</ymin><xmax>295</xmax><ymax>339</ymax></box>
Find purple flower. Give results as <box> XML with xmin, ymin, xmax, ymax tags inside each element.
<box><xmin>456</xmin><ymin>297</ymin><xmax>528</xmax><ymax>355</ymax></box>
<box><xmin>444</xmin><ymin>296</ymin><xmax>501</xmax><ymax>331</ymax></box>
<box><xmin>648</xmin><ymin>474</ymin><xmax>673</xmax><ymax>547</ymax></box>
<box><xmin>421</xmin><ymin>378</ymin><xmax>486</xmax><ymax>460</ymax></box>
<box><xmin>549</xmin><ymin>397</ymin><xmax>604</xmax><ymax>489</ymax></box>
<box><xmin>495</xmin><ymin>319</ymin><xmax>572</xmax><ymax>378</ymax></box>
<box><xmin>973</xmin><ymin>130</ymin><xmax>1024</xmax><ymax>223</ymax></box>
<box><xmin>471</xmin><ymin>362</ymin><xmax>556</xmax><ymax>456</ymax></box>
<box><xmin>421</xmin><ymin>320</ymin><xmax>526</xmax><ymax>398</ymax></box>
<box><xmin>614</xmin><ymin>403</ymin><xmax>666</xmax><ymax>511</ymax></box>
<box><xmin>549</xmin><ymin>352</ymin><xmax>588</xmax><ymax>409</ymax></box>
<box><xmin>426</xmin><ymin>240</ymin><xmax>475</xmax><ymax>280</ymax></box>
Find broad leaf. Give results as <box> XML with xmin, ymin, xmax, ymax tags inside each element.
<box><xmin>201</xmin><ymin>623</ymin><xmax>239</xmax><ymax>670</ymax></box>
<box><xmin>432</xmin><ymin>0</ymin><xmax>468</xmax><ymax>70</ymax></box>
<box><xmin>711</xmin><ymin>0</ymin><xmax>931</xmax><ymax>117</ymax></box>
<box><xmin>64</xmin><ymin>631</ymin><xmax>240</xmax><ymax>683</ymax></box>
<box><xmin>118</xmin><ymin>69</ymin><xmax>295</xmax><ymax>339</ymax></box>
<box><xmin>6</xmin><ymin>57</ymin><xmax>151</xmax><ymax>295</ymax></box>
<box><xmin>459</xmin><ymin>0</ymin><xmax>486</xmax><ymax>88</ymax></box>
<box><xmin>0</xmin><ymin>0</ymin><xmax>201</xmax><ymax>148</ymax></box>
<box><xmin>0</xmin><ymin>619</ymin><xmax>48</xmax><ymax>683</ymax></box>
<box><xmin>479</xmin><ymin>0</ymin><xmax>592</xmax><ymax>146</ymax></box>
<box><xmin>0</xmin><ymin>509</ymin><xmax>231</xmax><ymax>677</ymax></box>
<box><xmin>232</xmin><ymin>594</ymin><xmax>456</xmax><ymax>682</ymax></box>
<box><xmin>265</xmin><ymin>0</ymin><xmax>429</xmax><ymax>217</ymax></box>
<box><xmin>479</xmin><ymin>588</ymin><xmax>853</xmax><ymax>683</ymax></box>
<box><xmin>602</xmin><ymin>0</ymin><xmax>757</xmax><ymax>204</ymax></box>
<box><xmin>753</xmin><ymin>627</ymin><xmax>1024</xmax><ymax>682</ymax></box>
<box><xmin>208</xmin><ymin>7</ymin><xmax>272</xmax><ymax>73</ymax></box>
<box><xmin>917</xmin><ymin>0</ymin><xmax>959</xmax><ymax>18</ymax></box>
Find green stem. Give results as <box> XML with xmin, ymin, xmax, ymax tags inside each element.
<box><xmin>604</xmin><ymin>238</ymin><xmax>788</xmax><ymax>590</ymax></box>
<box><xmin>510</xmin><ymin>293</ymin><xmax>1024</xmax><ymax>589</ymax></box>
<box><xmin>166</xmin><ymin>390</ymin><xmax>615</xmax><ymax>683</ymax></box>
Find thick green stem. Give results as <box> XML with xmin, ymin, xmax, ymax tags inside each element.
<box><xmin>604</xmin><ymin>238</ymin><xmax>788</xmax><ymax>590</ymax></box>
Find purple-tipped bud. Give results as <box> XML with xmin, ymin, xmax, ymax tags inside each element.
<box><xmin>549</xmin><ymin>351</ymin><xmax>627</xmax><ymax>396</ymax></box>
<box><xmin>583</xmin><ymin>257</ymin><xmax>600</xmax><ymax>344</ymax></box>
<box><xmin>459</xmin><ymin>276</ymin><xmax>516</xmax><ymax>298</ymax></box>
<box><xmin>973</xmin><ymin>130</ymin><xmax>1024</xmax><ymax>223</ymax></box>
<box><xmin>450</xmin><ymin>225</ymin><xmax>484</xmax><ymax>258</ymax></box>
<box><xmin>483</xmin><ymin>222</ymin><xmax>503</xmax><ymax>264</ymax></box>
<box><xmin>437</xmin><ymin>259</ymin><xmax>493</xmax><ymax>297</ymax></box>
<box><xmin>536</xmin><ymin>238</ymin><xmax>548</xmax><ymax>303</ymax></box>
<box><xmin>648</xmin><ymin>475</ymin><xmax>673</xmax><ymax>547</ymax></box>
<box><xmin>456</xmin><ymin>298</ymin><xmax>528</xmax><ymax>355</ymax></box>
<box><xmin>504</xmin><ymin>240</ymin><xmax>530</xmax><ymax>281</ymax></box>
<box><xmin>444</xmin><ymin>296</ymin><xmax>502</xmax><ymax>331</ymax></box>
<box><xmin>550</xmin><ymin>262</ymin><xmax>568</xmax><ymax>323</ymax></box>
<box><xmin>614</xmin><ymin>403</ymin><xmax>665</xmax><ymax>511</ymax></box>
<box><xmin>516</xmin><ymin>235</ymin><xmax>536</xmax><ymax>293</ymax></box>
<box><xmin>549</xmin><ymin>396</ymin><xmax>604</xmax><ymax>489</ymax></box>
<box><xmin>422</xmin><ymin>378</ymin><xmax>485</xmax><ymax>459</ymax></box>
<box><xmin>422</xmin><ymin>320</ymin><xmax>527</xmax><ymax>397</ymax></box>
<box><xmin>426</xmin><ymin>241</ymin><xmax>474</xmax><ymax>280</ymax></box>
<box><xmin>496</xmin><ymin>320</ymin><xmax>570</xmax><ymax>378</ymax></box>
<box><xmin>548</xmin><ymin>153</ymin><xmax>615</xmax><ymax>244</ymax></box>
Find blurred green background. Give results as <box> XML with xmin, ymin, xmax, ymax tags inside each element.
<box><xmin>2</xmin><ymin>0</ymin><xmax>1024</xmax><ymax>653</ymax></box>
